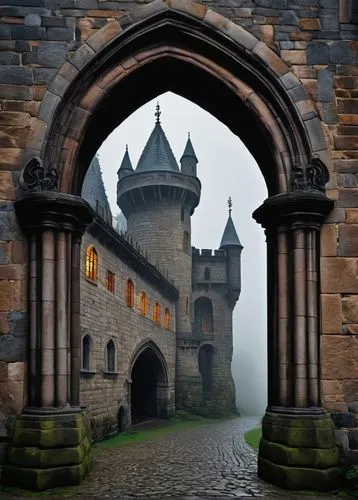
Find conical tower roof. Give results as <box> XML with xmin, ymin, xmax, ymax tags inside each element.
<box><xmin>117</xmin><ymin>145</ymin><xmax>133</xmax><ymax>175</ymax></box>
<box><xmin>180</xmin><ymin>134</ymin><xmax>198</xmax><ymax>163</ymax></box>
<box><xmin>220</xmin><ymin>198</ymin><xmax>243</xmax><ymax>249</ymax></box>
<box><xmin>135</xmin><ymin>104</ymin><xmax>180</xmax><ymax>173</ymax></box>
<box><xmin>82</xmin><ymin>155</ymin><xmax>112</xmax><ymax>224</ymax></box>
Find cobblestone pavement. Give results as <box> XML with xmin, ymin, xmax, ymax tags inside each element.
<box><xmin>70</xmin><ymin>416</ymin><xmax>336</xmax><ymax>498</ymax></box>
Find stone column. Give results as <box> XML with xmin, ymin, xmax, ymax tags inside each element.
<box><xmin>253</xmin><ymin>191</ymin><xmax>341</xmax><ymax>492</ymax></box>
<box><xmin>3</xmin><ymin>192</ymin><xmax>93</xmax><ymax>491</ymax></box>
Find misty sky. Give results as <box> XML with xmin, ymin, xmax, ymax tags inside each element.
<box><xmin>97</xmin><ymin>91</ymin><xmax>268</xmax><ymax>416</ymax></box>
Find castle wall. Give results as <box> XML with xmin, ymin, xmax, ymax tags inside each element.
<box><xmin>80</xmin><ymin>227</ymin><xmax>176</xmax><ymax>440</ymax></box>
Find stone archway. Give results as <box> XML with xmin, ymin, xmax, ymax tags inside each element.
<box><xmin>5</xmin><ymin>0</ymin><xmax>340</xmax><ymax>492</ymax></box>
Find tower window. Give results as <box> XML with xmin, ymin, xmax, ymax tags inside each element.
<box><xmin>204</xmin><ymin>267</ymin><xmax>210</xmax><ymax>281</ymax></box>
<box><xmin>164</xmin><ymin>308</ymin><xmax>170</xmax><ymax>330</ymax></box>
<box><xmin>140</xmin><ymin>291</ymin><xmax>148</xmax><ymax>316</ymax></box>
<box><xmin>82</xmin><ymin>335</ymin><xmax>91</xmax><ymax>371</ymax></box>
<box><xmin>106</xmin><ymin>339</ymin><xmax>116</xmax><ymax>372</ymax></box>
<box><xmin>194</xmin><ymin>297</ymin><xmax>213</xmax><ymax>333</ymax></box>
<box><xmin>107</xmin><ymin>270</ymin><xmax>115</xmax><ymax>293</ymax></box>
<box><xmin>153</xmin><ymin>302</ymin><xmax>161</xmax><ymax>325</ymax></box>
<box><xmin>85</xmin><ymin>245</ymin><xmax>98</xmax><ymax>282</ymax></box>
<box><xmin>126</xmin><ymin>279</ymin><xmax>134</xmax><ymax>308</ymax></box>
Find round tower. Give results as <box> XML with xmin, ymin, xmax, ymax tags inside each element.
<box><xmin>219</xmin><ymin>197</ymin><xmax>243</xmax><ymax>307</ymax></box>
<box><xmin>117</xmin><ymin>104</ymin><xmax>201</xmax><ymax>334</ymax></box>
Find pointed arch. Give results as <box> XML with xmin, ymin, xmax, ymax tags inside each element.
<box><xmin>85</xmin><ymin>245</ymin><xmax>98</xmax><ymax>282</ymax></box>
<box><xmin>129</xmin><ymin>338</ymin><xmax>169</xmax><ymax>382</ymax></box>
<box><xmin>23</xmin><ymin>0</ymin><xmax>329</xmax><ymax>198</ymax></box>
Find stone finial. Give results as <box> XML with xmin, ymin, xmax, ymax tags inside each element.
<box><xmin>155</xmin><ymin>102</ymin><xmax>161</xmax><ymax>124</ymax></box>
<box><xmin>228</xmin><ymin>196</ymin><xmax>232</xmax><ymax>216</ymax></box>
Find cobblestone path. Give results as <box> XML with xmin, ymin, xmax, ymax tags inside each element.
<box><xmin>72</xmin><ymin>416</ymin><xmax>332</xmax><ymax>498</ymax></box>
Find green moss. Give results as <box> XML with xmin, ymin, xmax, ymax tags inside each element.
<box><xmin>244</xmin><ymin>427</ymin><xmax>262</xmax><ymax>449</ymax></box>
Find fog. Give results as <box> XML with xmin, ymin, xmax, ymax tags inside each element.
<box><xmin>98</xmin><ymin>91</ymin><xmax>268</xmax><ymax>416</ymax></box>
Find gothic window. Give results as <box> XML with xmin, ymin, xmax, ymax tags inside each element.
<box><xmin>153</xmin><ymin>302</ymin><xmax>161</xmax><ymax>325</ymax></box>
<box><xmin>140</xmin><ymin>291</ymin><xmax>148</xmax><ymax>316</ymax></box>
<box><xmin>106</xmin><ymin>339</ymin><xmax>116</xmax><ymax>372</ymax></box>
<box><xmin>164</xmin><ymin>308</ymin><xmax>170</xmax><ymax>330</ymax></box>
<box><xmin>85</xmin><ymin>245</ymin><xmax>98</xmax><ymax>282</ymax></box>
<box><xmin>82</xmin><ymin>335</ymin><xmax>91</xmax><ymax>371</ymax></box>
<box><xmin>194</xmin><ymin>297</ymin><xmax>213</xmax><ymax>333</ymax></box>
<box><xmin>107</xmin><ymin>270</ymin><xmax>115</xmax><ymax>293</ymax></box>
<box><xmin>126</xmin><ymin>279</ymin><xmax>134</xmax><ymax>308</ymax></box>
<box><xmin>204</xmin><ymin>267</ymin><xmax>210</xmax><ymax>280</ymax></box>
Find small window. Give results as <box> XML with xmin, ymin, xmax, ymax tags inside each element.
<box><xmin>82</xmin><ymin>335</ymin><xmax>91</xmax><ymax>371</ymax></box>
<box><xmin>140</xmin><ymin>291</ymin><xmax>148</xmax><ymax>316</ymax></box>
<box><xmin>204</xmin><ymin>267</ymin><xmax>210</xmax><ymax>280</ymax></box>
<box><xmin>153</xmin><ymin>302</ymin><xmax>161</xmax><ymax>325</ymax></box>
<box><xmin>107</xmin><ymin>270</ymin><xmax>115</xmax><ymax>293</ymax></box>
<box><xmin>186</xmin><ymin>297</ymin><xmax>189</xmax><ymax>315</ymax></box>
<box><xmin>85</xmin><ymin>245</ymin><xmax>98</xmax><ymax>281</ymax></box>
<box><xmin>106</xmin><ymin>339</ymin><xmax>116</xmax><ymax>372</ymax></box>
<box><xmin>126</xmin><ymin>279</ymin><xmax>134</xmax><ymax>308</ymax></box>
<box><xmin>164</xmin><ymin>308</ymin><xmax>170</xmax><ymax>330</ymax></box>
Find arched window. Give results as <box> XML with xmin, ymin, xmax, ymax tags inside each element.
<box><xmin>164</xmin><ymin>308</ymin><xmax>170</xmax><ymax>330</ymax></box>
<box><xmin>194</xmin><ymin>297</ymin><xmax>213</xmax><ymax>333</ymax></box>
<box><xmin>140</xmin><ymin>291</ymin><xmax>148</xmax><ymax>316</ymax></box>
<box><xmin>107</xmin><ymin>270</ymin><xmax>115</xmax><ymax>293</ymax></box>
<box><xmin>204</xmin><ymin>267</ymin><xmax>210</xmax><ymax>280</ymax></box>
<box><xmin>85</xmin><ymin>245</ymin><xmax>98</xmax><ymax>281</ymax></box>
<box><xmin>126</xmin><ymin>279</ymin><xmax>134</xmax><ymax>308</ymax></box>
<box><xmin>153</xmin><ymin>302</ymin><xmax>161</xmax><ymax>325</ymax></box>
<box><xmin>106</xmin><ymin>339</ymin><xmax>116</xmax><ymax>372</ymax></box>
<box><xmin>82</xmin><ymin>334</ymin><xmax>91</xmax><ymax>371</ymax></box>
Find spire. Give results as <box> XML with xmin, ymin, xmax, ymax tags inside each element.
<box><xmin>220</xmin><ymin>197</ymin><xmax>243</xmax><ymax>249</ymax></box>
<box><xmin>180</xmin><ymin>132</ymin><xmax>198</xmax><ymax>177</ymax></box>
<box><xmin>82</xmin><ymin>155</ymin><xmax>112</xmax><ymax>224</ymax></box>
<box><xmin>135</xmin><ymin>103</ymin><xmax>180</xmax><ymax>173</ymax></box>
<box><xmin>117</xmin><ymin>145</ymin><xmax>134</xmax><ymax>177</ymax></box>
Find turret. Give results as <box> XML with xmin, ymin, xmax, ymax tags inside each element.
<box><xmin>180</xmin><ymin>133</ymin><xmax>198</xmax><ymax>177</ymax></box>
<box><xmin>219</xmin><ymin>197</ymin><xmax>243</xmax><ymax>305</ymax></box>
<box><xmin>117</xmin><ymin>103</ymin><xmax>201</xmax><ymax>333</ymax></box>
<box><xmin>117</xmin><ymin>145</ymin><xmax>134</xmax><ymax>180</ymax></box>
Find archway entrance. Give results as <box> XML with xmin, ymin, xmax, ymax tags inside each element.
<box><xmin>199</xmin><ymin>345</ymin><xmax>213</xmax><ymax>401</ymax></box>
<box><xmin>7</xmin><ymin>0</ymin><xmax>341</xmax><ymax>492</ymax></box>
<box><xmin>130</xmin><ymin>345</ymin><xmax>169</xmax><ymax>424</ymax></box>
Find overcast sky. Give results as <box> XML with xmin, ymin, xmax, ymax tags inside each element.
<box><xmin>98</xmin><ymin>91</ymin><xmax>268</xmax><ymax>416</ymax></box>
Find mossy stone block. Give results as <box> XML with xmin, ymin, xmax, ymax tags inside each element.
<box><xmin>262</xmin><ymin>423</ymin><xmax>336</xmax><ymax>448</ymax></box>
<box><xmin>13</xmin><ymin>426</ymin><xmax>82</xmax><ymax>448</ymax></box>
<box><xmin>3</xmin><ymin>463</ymin><xmax>86</xmax><ymax>490</ymax></box>
<box><xmin>8</xmin><ymin>444</ymin><xmax>85</xmax><ymax>468</ymax></box>
<box><xmin>258</xmin><ymin>456</ymin><xmax>342</xmax><ymax>491</ymax></box>
<box><xmin>259</xmin><ymin>438</ymin><xmax>340</xmax><ymax>468</ymax></box>
<box><xmin>263</xmin><ymin>413</ymin><xmax>332</xmax><ymax>429</ymax></box>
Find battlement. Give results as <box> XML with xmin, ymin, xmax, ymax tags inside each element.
<box><xmin>192</xmin><ymin>247</ymin><xmax>226</xmax><ymax>258</ymax></box>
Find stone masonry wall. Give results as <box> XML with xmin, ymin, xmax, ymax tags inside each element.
<box><xmin>81</xmin><ymin>229</ymin><xmax>176</xmax><ymax>440</ymax></box>
<box><xmin>0</xmin><ymin>0</ymin><xmax>358</xmax><ymax>425</ymax></box>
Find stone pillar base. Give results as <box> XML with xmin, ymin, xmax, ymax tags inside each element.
<box><xmin>258</xmin><ymin>407</ymin><xmax>341</xmax><ymax>491</ymax></box>
<box><xmin>2</xmin><ymin>407</ymin><xmax>92</xmax><ymax>491</ymax></box>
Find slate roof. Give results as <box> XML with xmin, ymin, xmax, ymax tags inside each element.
<box><xmin>82</xmin><ymin>155</ymin><xmax>112</xmax><ymax>224</ymax></box>
<box><xmin>219</xmin><ymin>215</ymin><xmax>243</xmax><ymax>249</ymax></box>
<box><xmin>180</xmin><ymin>135</ymin><xmax>198</xmax><ymax>163</ymax></box>
<box><xmin>135</xmin><ymin>121</ymin><xmax>180</xmax><ymax>173</ymax></box>
<box><xmin>117</xmin><ymin>146</ymin><xmax>133</xmax><ymax>175</ymax></box>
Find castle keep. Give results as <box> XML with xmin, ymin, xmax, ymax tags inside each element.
<box><xmin>0</xmin><ymin>0</ymin><xmax>358</xmax><ymax>492</ymax></box>
<box><xmin>79</xmin><ymin>107</ymin><xmax>241</xmax><ymax>439</ymax></box>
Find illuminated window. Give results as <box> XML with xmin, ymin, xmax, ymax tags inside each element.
<box><xmin>106</xmin><ymin>339</ymin><xmax>116</xmax><ymax>372</ymax></box>
<box><xmin>140</xmin><ymin>291</ymin><xmax>148</xmax><ymax>316</ymax></box>
<box><xmin>204</xmin><ymin>267</ymin><xmax>210</xmax><ymax>280</ymax></box>
<box><xmin>126</xmin><ymin>279</ymin><xmax>134</xmax><ymax>308</ymax></box>
<box><xmin>82</xmin><ymin>335</ymin><xmax>91</xmax><ymax>371</ymax></box>
<box><xmin>85</xmin><ymin>245</ymin><xmax>98</xmax><ymax>281</ymax></box>
<box><xmin>153</xmin><ymin>302</ymin><xmax>161</xmax><ymax>324</ymax></box>
<box><xmin>107</xmin><ymin>270</ymin><xmax>115</xmax><ymax>293</ymax></box>
<box><xmin>164</xmin><ymin>308</ymin><xmax>170</xmax><ymax>330</ymax></box>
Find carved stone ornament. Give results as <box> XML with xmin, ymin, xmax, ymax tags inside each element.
<box><xmin>21</xmin><ymin>158</ymin><xmax>58</xmax><ymax>192</ymax></box>
<box><xmin>292</xmin><ymin>158</ymin><xmax>329</xmax><ymax>194</ymax></box>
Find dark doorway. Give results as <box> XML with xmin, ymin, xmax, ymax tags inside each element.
<box><xmin>131</xmin><ymin>347</ymin><xmax>167</xmax><ymax>424</ymax></box>
<box><xmin>199</xmin><ymin>345</ymin><xmax>213</xmax><ymax>401</ymax></box>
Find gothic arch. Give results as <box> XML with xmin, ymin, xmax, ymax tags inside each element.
<box><xmin>128</xmin><ymin>338</ymin><xmax>169</xmax><ymax>382</ymax></box>
<box><xmin>21</xmin><ymin>0</ymin><xmax>329</xmax><ymax>197</ymax></box>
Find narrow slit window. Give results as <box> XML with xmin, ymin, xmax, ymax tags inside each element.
<box><xmin>126</xmin><ymin>279</ymin><xmax>134</xmax><ymax>308</ymax></box>
<box><xmin>107</xmin><ymin>270</ymin><xmax>115</xmax><ymax>293</ymax></box>
<box><xmin>153</xmin><ymin>302</ymin><xmax>161</xmax><ymax>325</ymax></box>
<box><xmin>140</xmin><ymin>291</ymin><xmax>148</xmax><ymax>316</ymax></box>
<box><xmin>164</xmin><ymin>308</ymin><xmax>170</xmax><ymax>330</ymax></box>
<box><xmin>106</xmin><ymin>339</ymin><xmax>115</xmax><ymax>372</ymax></box>
<box><xmin>82</xmin><ymin>335</ymin><xmax>91</xmax><ymax>371</ymax></box>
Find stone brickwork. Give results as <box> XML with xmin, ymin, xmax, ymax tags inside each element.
<box><xmin>80</xmin><ymin>220</ymin><xmax>177</xmax><ymax>441</ymax></box>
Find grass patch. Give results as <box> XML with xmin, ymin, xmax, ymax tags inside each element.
<box><xmin>95</xmin><ymin>416</ymin><xmax>217</xmax><ymax>449</ymax></box>
<box><xmin>244</xmin><ymin>426</ymin><xmax>262</xmax><ymax>449</ymax></box>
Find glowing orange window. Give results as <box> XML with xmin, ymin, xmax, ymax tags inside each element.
<box><xmin>153</xmin><ymin>302</ymin><xmax>161</xmax><ymax>325</ymax></box>
<box><xmin>126</xmin><ymin>279</ymin><xmax>134</xmax><ymax>308</ymax></box>
<box><xmin>107</xmin><ymin>270</ymin><xmax>115</xmax><ymax>293</ymax></box>
<box><xmin>164</xmin><ymin>308</ymin><xmax>170</xmax><ymax>330</ymax></box>
<box><xmin>140</xmin><ymin>291</ymin><xmax>148</xmax><ymax>316</ymax></box>
<box><xmin>85</xmin><ymin>246</ymin><xmax>98</xmax><ymax>282</ymax></box>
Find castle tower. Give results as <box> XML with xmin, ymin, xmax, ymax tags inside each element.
<box><xmin>180</xmin><ymin>133</ymin><xmax>198</xmax><ymax>177</ymax></box>
<box><xmin>220</xmin><ymin>197</ymin><xmax>243</xmax><ymax>306</ymax></box>
<box><xmin>117</xmin><ymin>104</ymin><xmax>201</xmax><ymax>336</ymax></box>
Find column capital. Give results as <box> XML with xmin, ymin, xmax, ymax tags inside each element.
<box><xmin>15</xmin><ymin>191</ymin><xmax>93</xmax><ymax>236</ymax></box>
<box><xmin>253</xmin><ymin>192</ymin><xmax>334</xmax><ymax>230</ymax></box>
